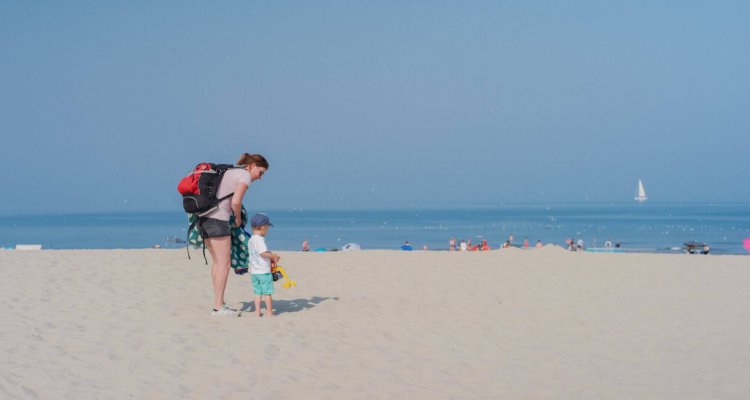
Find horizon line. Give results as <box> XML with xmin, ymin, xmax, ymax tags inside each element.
<box><xmin>3</xmin><ymin>201</ymin><xmax>750</xmax><ymax>218</ymax></box>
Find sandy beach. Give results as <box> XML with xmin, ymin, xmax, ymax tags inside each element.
<box><xmin>2</xmin><ymin>248</ymin><xmax>749</xmax><ymax>399</ymax></box>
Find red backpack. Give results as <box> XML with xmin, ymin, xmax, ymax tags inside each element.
<box><xmin>177</xmin><ymin>163</ymin><xmax>238</xmax><ymax>215</ymax></box>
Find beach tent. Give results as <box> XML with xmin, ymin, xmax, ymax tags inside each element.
<box><xmin>341</xmin><ymin>243</ymin><xmax>361</xmax><ymax>251</ymax></box>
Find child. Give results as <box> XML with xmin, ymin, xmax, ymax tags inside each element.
<box><xmin>249</xmin><ymin>213</ymin><xmax>280</xmax><ymax>317</ymax></box>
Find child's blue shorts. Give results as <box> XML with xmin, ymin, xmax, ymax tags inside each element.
<box><xmin>252</xmin><ymin>273</ymin><xmax>274</xmax><ymax>295</ymax></box>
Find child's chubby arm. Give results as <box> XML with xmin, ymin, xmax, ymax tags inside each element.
<box><xmin>261</xmin><ymin>251</ymin><xmax>281</xmax><ymax>263</ymax></box>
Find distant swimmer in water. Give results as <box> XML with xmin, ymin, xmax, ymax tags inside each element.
<box><xmin>535</xmin><ymin>240</ymin><xmax>543</xmax><ymax>248</ymax></box>
<box><xmin>604</xmin><ymin>239</ymin><xmax>612</xmax><ymax>248</ymax></box>
<box><xmin>302</xmin><ymin>239</ymin><xmax>310</xmax><ymax>252</ymax></box>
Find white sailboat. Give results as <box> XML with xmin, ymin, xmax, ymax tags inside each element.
<box><xmin>634</xmin><ymin>179</ymin><xmax>648</xmax><ymax>202</ymax></box>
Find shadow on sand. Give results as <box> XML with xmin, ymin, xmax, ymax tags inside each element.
<box><xmin>240</xmin><ymin>296</ymin><xmax>338</xmax><ymax>315</ymax></box>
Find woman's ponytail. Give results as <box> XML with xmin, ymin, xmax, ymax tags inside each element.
<box><xmin>237</xmin><ymin>153</ymin><xmax>269</xmax><ymax>169</ymax></box>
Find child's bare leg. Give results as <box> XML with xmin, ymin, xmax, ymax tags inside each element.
<box><xmin>254</xmin><ymin>295</ymin><xmax>262</xmax><ymax>317</ymax></box>
<box><xmin>264</xmin><ymin>295</ymin><xmax>273</xmax><ymax>317</ymax></box>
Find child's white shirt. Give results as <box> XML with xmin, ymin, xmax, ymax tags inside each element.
<box><xmin>249</xmin><ymin>235</ymin><xmax>272</xmax><ymax>274</ymax></box>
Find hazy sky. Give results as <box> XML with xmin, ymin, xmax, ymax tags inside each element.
<box><xmin>2</xmin><ymin>1</ymin><xmax>748</xmax><ymax>214</ymax></box>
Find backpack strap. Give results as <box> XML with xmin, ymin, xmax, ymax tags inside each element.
<box><xmin>186</xmin><ymin>217</ymin><xmax>210</xmax><ymax>265</ymax></box>
<box><xmin>186</xmin><ymin>219</ymin><xmax>196</xmax><ymax>260</ymax></box>
<box><xmin>202</xmin><ymin>242</ymin><xmax>208</xmax><ymax>265</ymax></box>
<box><xmin>217</xmin><ymin>192</ymin><xmax>234</xmax><ymax>201</ymax></box>
<box><xmin>195</xmin><ymin>192</ymin><xmax>235</xmax><ymax>217</ymax></box>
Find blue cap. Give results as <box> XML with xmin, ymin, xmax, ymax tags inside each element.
<box><xmin>250</xmin><ymin>213</ymin><xmax>273</xmax><ymax>228</ymax></box>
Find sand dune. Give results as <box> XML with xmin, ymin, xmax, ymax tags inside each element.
<box><xmin>1</xmin><ymin>248</ymin><xmax>749</xmax><ymax>399</ymax></box>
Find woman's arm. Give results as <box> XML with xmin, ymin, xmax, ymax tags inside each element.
<box><xmin>231</xmin><ymin>182</ymin><xmax>249</xmax><ymax>227</ymax></box>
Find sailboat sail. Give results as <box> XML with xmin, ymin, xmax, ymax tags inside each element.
<box><xmin>634</xmin><ymin>179</ymin><xmax>648</xmax><ymax>202</ymax></box>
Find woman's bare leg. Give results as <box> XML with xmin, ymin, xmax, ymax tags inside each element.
<box><xmin>205</xmin><ymin>236</ymin><xmax>232</xmax><ymax>310</ymax></box>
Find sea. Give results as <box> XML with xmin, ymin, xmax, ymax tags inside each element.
<box><xmin>1</xmin><ymin>203</ymin><xmax>749</xmax><ymax>255</ymax></box>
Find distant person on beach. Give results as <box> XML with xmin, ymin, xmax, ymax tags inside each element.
<box><xmin>604</xmin><ymin>239</ymin><xmax>612</xmax><ymax>248</ymax></box>
<box><xmin>508</xmin><ymin>234</ymin><xmax>514</xmax><ymax>246</ymax></box>
<box><xmin>459</xmin><ymin>240</ymin><xmax>467</xmax><ymax>251</ymax></box>
<box><xmin>615</xmin><ymin>241</ymin><xmax>621</xmax><ymax>248</ymax></box>
<box><xmin>502</xmin><ymin>240</ymin><xmax>511</xmax><ymax>249</ymax></box>
<box><xmin>302</xmin><ymin>239</ymin><xmax>310</xmax><ymax>252</ymax></box>
<box><xmin>449</xmin><ymin>237</ymin><xmax>456</xmax><ymax>251</ymax></box>
<box><xmin>577</xmin><ymin>239</ymin><xmax>584</xmax><ymax>251</ymax></box>
<box><xmin>249</xmin><ymin>213</ymin><xmax>280</xmax><ymax>318</ymax></box>
<box><xmin>481</xmin><ymin>239</ymin><xmax>490</xmax><ymax>251</ymax></box>
<box><xmin>701</xmin><ymin>244</ymin><xmax>710</xmax><ymax>255</ymax></box>
<box><xmin>567</xmin><ymin>239</ymin><xmax>575</xmax><ymax>251</ymax></box>
<box><xmin>535</xmin><ymin>240</ymin><xmax>543</xmax><ymax>248</ymax></box>
<box><xmin>423</xmin><ymin>244</ymin><xmax>428</xmax><ymax>251</ymax></box>
<box><xmin>199</xmin><ymin>153</ymin><xmax>268</xmax><ymax>317</ymax></box>
<box><xmin>523</xmin><ymin>237</ymin><xmax>529</xmax><ymax>248</ymax></box>
<box><xmin>401</xmin><ymin>241</ymin><xmax>413</xmax><ymax>251</ymax></box>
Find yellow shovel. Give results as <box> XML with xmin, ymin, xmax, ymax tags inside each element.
<box><xmin>271</xmin><ymin>263</ymin><xmax>297</xmax><ymax>289</ymax></box>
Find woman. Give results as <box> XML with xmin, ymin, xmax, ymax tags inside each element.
<box><xmin>198</xmin><ymin>153</ymin><xmax>268</xmax><ymax>316</ymax></box>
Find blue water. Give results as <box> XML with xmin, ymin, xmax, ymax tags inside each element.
<box><xmin>1</xmin><ymin>203</ymin><xmax>749</xmax><ymax>254</ymax></box>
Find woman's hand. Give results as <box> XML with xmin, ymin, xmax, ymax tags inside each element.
<box><xmin>234</xmin><ymin>218</ymin><xmax>242</xmax><ymax>228</ymax></box>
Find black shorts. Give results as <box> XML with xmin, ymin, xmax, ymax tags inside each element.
<box><xmin>197</xmin><ymin>218</ymin><xmax>231</xmax><ymax>238</ymax></box>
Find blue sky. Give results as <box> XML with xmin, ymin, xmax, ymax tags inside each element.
<box><xmin>2</xmin><ymin>1</ymin><xmax>748</xmax><ymax>214</ymax></box>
